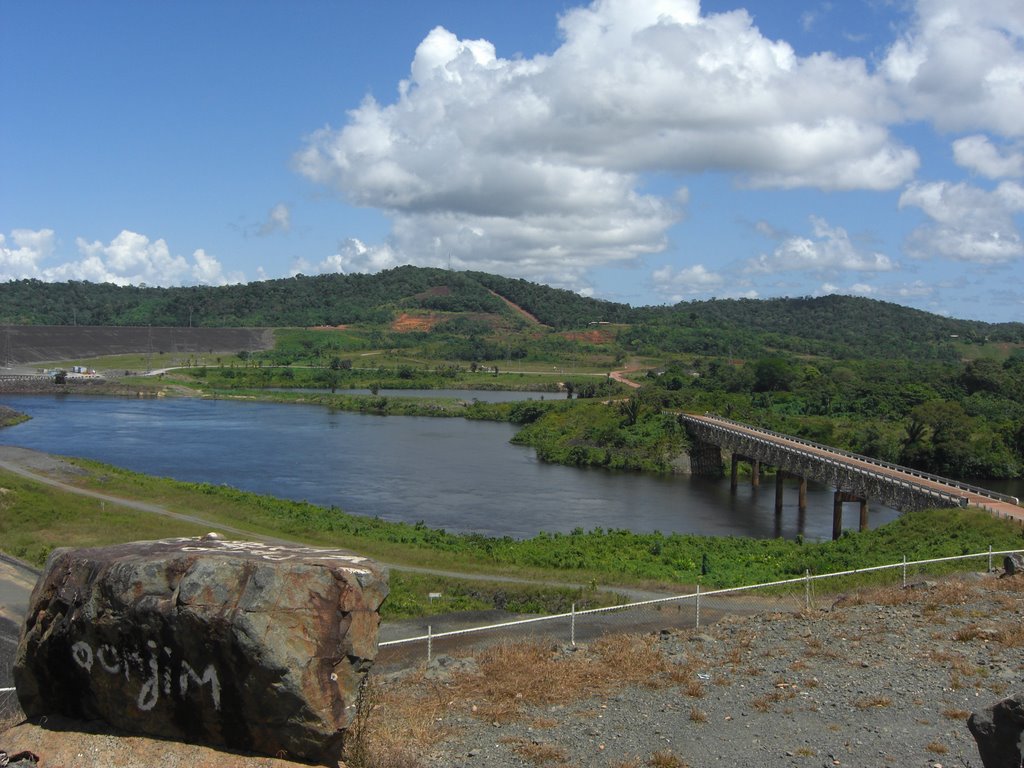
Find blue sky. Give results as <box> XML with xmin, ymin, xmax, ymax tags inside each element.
<box><xmin>2</xmin><ymin>0</ymin><xmax>1023</xmax><ymax>323</ymax></box>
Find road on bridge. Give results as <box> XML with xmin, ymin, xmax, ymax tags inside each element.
<box><xmin>685</xmin><ymin>413</ymin><xmax>1024</xmax><ymax>526</ymax></box>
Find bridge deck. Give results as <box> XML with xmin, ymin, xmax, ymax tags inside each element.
<box><xmin>684</xmin><ymin>414</ymin><xmax>1024</xmax><ymax>526</ymax></box>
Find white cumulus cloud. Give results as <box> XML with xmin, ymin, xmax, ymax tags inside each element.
<box><xmin>899</xmin><ymin>180</ymin><xmax>1024</xmax><ymax>263</ymax></box>
<box><xmin>748</xmin><ymin>216</ymin><xmax>897</xmax><ymax>274</ymax></box>
<box><xmin>952</xmin><ymin>135</ymin><xmax>1024</xmax><ymax>178</ymax></box>
<box><xmin>296</xmin><ymin>0</ymin><xmax>916</xmax><ymax>286</ymax></box>
<box><xmin>315</xmin><ymin>238</ymin><xmax>404</xmax><ymax>275</ymax></box>
<box><xmin>2</xmin><ymin>229</ymin><xmax>241</xmax><ymax>286</ymax></box>
<box><xmin>258</xmin><ymin>203</ymin><xmax>292</xmax><ymax>236</ymax></box>
<box><xmin>883</xmin><ymin>0</ymin><xmax>1024</xmax><ymax>137</ymax></box>
<box><xmin>0</xmin><ymin>229</ymin><xmax>56</xmax><ymax>280</ymax></box>
<box><xmin>651</xmin><ymin>263</ymin><xmax>747</xmax><ymax>302</ymax></box>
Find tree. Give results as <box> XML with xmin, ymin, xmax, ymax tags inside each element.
<box><xmin>320</xmin><ymin>367</ymin><xmax>341</xmax><ymax>393</ymax></box>
<box><xmin>753</xmin><ymin>358</ymin><xmax>794</xmax><ymax>392</ymax></box>
<box><xmin>619</xmin><ymin>395</ymin><xmax>642</xmax><ymax>426</ymax></box>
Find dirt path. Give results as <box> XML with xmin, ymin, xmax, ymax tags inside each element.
<box><xmin>609</xmin><ymin>360</ymin><xmax>644</xmax><ymax>389</ymax></box>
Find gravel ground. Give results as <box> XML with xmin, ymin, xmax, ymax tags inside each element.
<box><xmin>402</xmin><ymin>571</ymin><xmax>1023</xmax><ymax>768</ymax></box>
<box><xmin>2</xmin><ymin>573</ymin><xmax>1021</xmax><ymax>767</ymax></box>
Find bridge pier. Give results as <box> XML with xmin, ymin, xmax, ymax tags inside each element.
<box><xmin>772</xmin><ymin>472</ymin><xmax>809</xmax><ymax>537</ymax></box>
<box><xmin>832</xmin><ymin>491</ymin><xmax>869</xmax><ymax>539</ymax></box>
<box><xmin>772</xmin><ymin>472</ymin><xmax>808</xmax><ymax>515</ymax></box>
<box><xmin>687</xmin><ymin>438</ymin><xmax>723</xmax><ymax>477</ymax></box>
<box><xmin>730</xmin><ymin>454</ymin><xmax>763</xmax><ymax>491</ymax></box>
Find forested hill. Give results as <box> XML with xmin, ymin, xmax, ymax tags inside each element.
<box><xmin>628</xmin><ymin>295</ymin><xmax>1024</xmax><ymax>359</ymax></box>
<box><xmin>1</xmin><ymin>267</ymin><xmax>1020</xmax><ymax>358</ymax></box>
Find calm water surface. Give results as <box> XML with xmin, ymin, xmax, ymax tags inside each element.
<box><xmin>272</xmin><ymin>388</ymin><xmax>558</xmax><ymax>403</ymax></box>
<box><xmin>0</xmin><ymin>394</ymin><xmax>901</xmax><ymax>541</ymax></box>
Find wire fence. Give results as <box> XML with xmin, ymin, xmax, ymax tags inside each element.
<box><xmin>376</xmin><ymin>546</ymin><xmax>1024</xmax><ymax>667</ymax></box>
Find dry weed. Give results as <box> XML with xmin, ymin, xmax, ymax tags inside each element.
<box><xmin>450</xmin><ymin>635</ymin><xmax>681</xmax><ymax>723</ymax></box>
<box><xmin>683</xmin><ymin>679</ymin><xmax>706</xmax><ymax>698</ymax></box>
<box><xmin>953</xmin><ymin>624</ymin><xmax>986</xmax><ymax>642</ymax></box>
<box><xmin>853</xmin><ymin>695</ymin><xmax>892</xmax><ymax>709</ymax></box>
<box><xmin>343</xmin><ymin>675</ymin><xmax>444</xmax><ymax>768</ymax></box>
<box><xmin>992</xmin><ymin>574</ymin><xmax>1024</xmax><ymax>594</ymax></box>
<box><xmin>591</xmin><ymin>633</ymin><xmax>670</xmax><ymax>686</ymax></box>
<box><xmin>942</xmin><ymin>707</ymin><xmax>971</xmax><ymax>720</ymax></box>
<box><xmin>752</xmin><ymin>688</ymin><xmax>797</xmax><ymax>712</ymax></box>
<box><xmin>926</xmin><ymin>741</ymin><xmax>949</xmax><ymax>755</ymax></box>
<box><xmin>504</xmin><ymin>738</ymin><xmax>570</xmax><ymax>766</ymax></box>
<box><xmin>688</xmin><ymin>705</ymin><xmax>708</xmax><ymax>723</ymax></box>
<box><xmin>647</xmin><ymin>749</ymin><xmax>689</xmax><ymax>768</ymax></box>
<box><xmin>991</xmin><ymin>626</ymin><xmax>1024</xmax><ymax>647</ymax></box>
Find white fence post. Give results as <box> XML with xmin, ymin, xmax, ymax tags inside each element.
<box><xmin>902</xmin><ymin>556</ymin><xmax>907</xmax><ymax>588</ymax></box>
<box><xmin>804</xmin><ymin>569</ymin><xmax>811</xmax><ymax>611</ymax></box>
<box><xmin>427</xmin><ymin>625</ymin><xmax>432</xmax><ymax>662</ymax></box>
<box><xmin>695</xmin><ymin>584</ymin><xmax>701</xmax><ymax>630</ymax></box>
<box><xmin>571</xmin><ymin>603</ymin><xmax>576</xmax><ymax>647</ymax></box>
<box><xmin>988</xmin><ymin>545</ymin><xmax>993</xmax><ymax>573</ymax></box>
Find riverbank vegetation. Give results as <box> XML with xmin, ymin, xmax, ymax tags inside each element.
<box><xmin>2</xmin><ymin>460</ymin><xmax>1021</xmax><ymax>618</ymax></box>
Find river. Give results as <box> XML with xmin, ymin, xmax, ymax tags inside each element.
<box><xmin>0</xmin><ymin>394</ymin><xmax>902</xmax><ymax>541</ymax></box>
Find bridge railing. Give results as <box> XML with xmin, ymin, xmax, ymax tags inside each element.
<box><xmin>683</xmin><ymin>415</ymin><xmax>971</xmax><ymax>508</ymax></box>
<box><xmin>683</xmin><ymin>413</ymin><xmax>1020</xmax><ymax>506</ymax></box>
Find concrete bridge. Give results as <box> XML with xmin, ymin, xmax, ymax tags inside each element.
<box><xmin>681</xmin><ymin>413</ymin><xmax>1023</xmax><ymax>539</ymax></box>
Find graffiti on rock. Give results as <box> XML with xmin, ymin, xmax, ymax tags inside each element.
<box><xmin>71</xmin><ymin>638</ymin><xmax>221</xmax><ymax>712</ymax></box>
<box><xmin>169</xmin><ymin>537</ymin><xmax>372</xmax><ymax>573</ymax></box>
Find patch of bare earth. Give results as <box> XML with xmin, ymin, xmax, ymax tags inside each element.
<box><xmin>561</xmin><ymin>330</ymin><xmax>614</xmax><ymax>344</ymax></box>
<box><xmin>391</xmin><ymin>313</ymin><xmax>446</xmax><ymax>332</ymax></box>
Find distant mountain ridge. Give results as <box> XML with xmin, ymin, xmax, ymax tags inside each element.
<box><xmin>1</xmin><ymin>267</ymin><xmax>1020</xmax><ymax>356</ymax></box>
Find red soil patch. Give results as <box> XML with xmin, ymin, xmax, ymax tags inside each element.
<box><xmin>391</xmin><ymin>313</ymin><xmax>445</xmax><ymax>332</ymax></box>
<box><xmin>562</xmin><ymin>329</ymin><xmax>614</xmax><ymax>344</ymax></box>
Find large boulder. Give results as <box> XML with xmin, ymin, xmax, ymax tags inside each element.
<box><xmin>1004</xmin><ymin>552</ymin><xmax>1024</xmax><ymax>576</ymax></box>
<box><xmin>13</xmin><ymin>535</ymin><xmax>388</xmax><ymax>765</ymax></box>
<box><xmin>968</xmin><ymin>692</ymin><xmax>1024</xmax><ymax>768</ymax></box>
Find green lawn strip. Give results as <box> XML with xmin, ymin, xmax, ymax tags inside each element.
<box><xmin>0</xmin><ymin>469</ymin><xmax>212</xmax><ymax>564</ymax></box>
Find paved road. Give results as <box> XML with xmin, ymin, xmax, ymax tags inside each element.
<box><xmin>0</xmin><ymin>553</ymin><xmax>37</xmax><ymax>718</ymax></box>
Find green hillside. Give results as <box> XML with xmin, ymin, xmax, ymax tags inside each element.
<box><xmin>2</xmin><ymin>268</ymin><xmax>1020</xmax><ymax>362</ymax></box>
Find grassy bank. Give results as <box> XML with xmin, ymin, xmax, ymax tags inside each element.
<box><xmin>3</xmin><ymin>458</ymin><xmax>1021</xmax><ymax>592</ymax></box>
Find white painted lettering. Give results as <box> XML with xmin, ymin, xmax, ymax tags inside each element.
<box><xmin>180</xmin><ymin>660</ymin><xmax>221</xmax><ymax>711</ymax></box>
<box><xmin>97</xmin><ymin>644</ymin><xmax>120</xmax><ymax>674</ymax></box>
<box><xmin>69</xmin><ymin>640</ymin><xmax>221</xmax><ymax>713</ymax></box>
<box><xmin>71</xmin><ymin>641</ymin><xmax>93</xmax><ymax>672</ymax></box>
